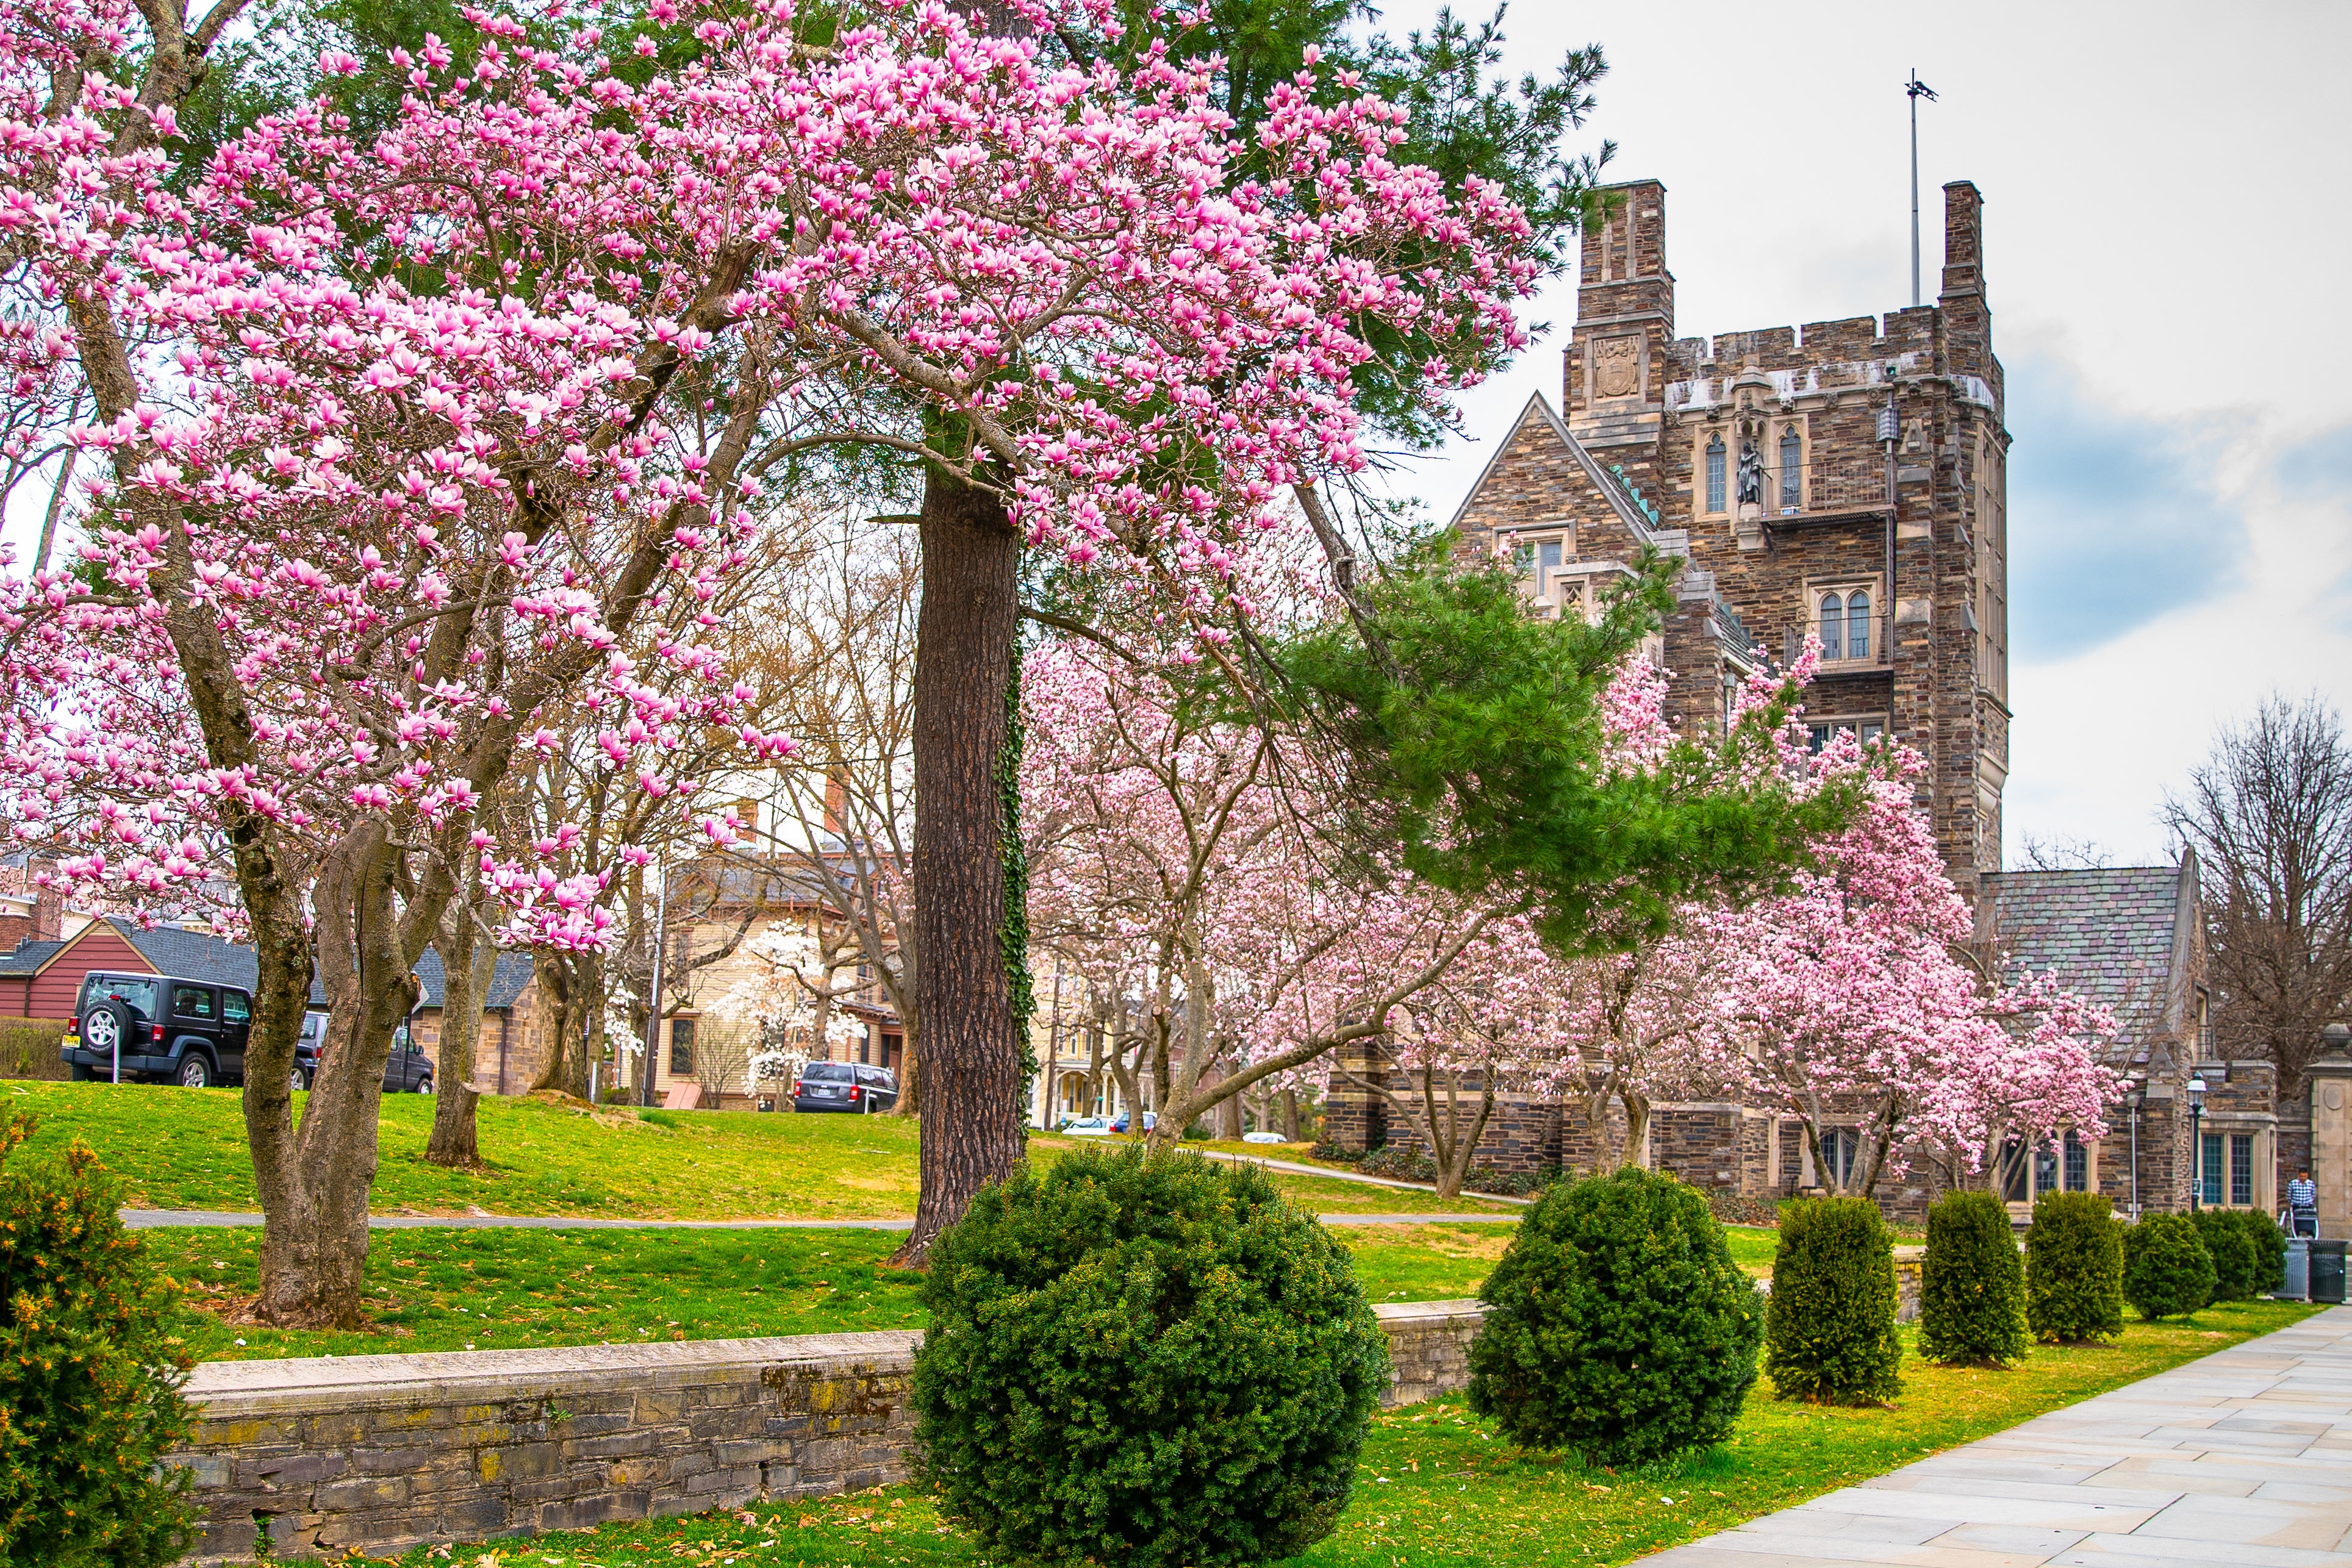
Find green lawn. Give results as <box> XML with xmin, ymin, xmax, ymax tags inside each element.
<box><xmin>147</xmin><ymin>1220</ymin><xmax>1522</xmax><ymax>1362</ymax></box>
<box><xmin>307</xmin><ymin>1298</ymin><xmax>2315</xmax><ymax>1567</ymax></box>
<box><xmin>8</xmin><ymin>1082</ymin><xmax>1511</xmax><ymax>1220</ymax></box>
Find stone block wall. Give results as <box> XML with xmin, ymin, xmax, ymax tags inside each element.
<box><xmin>173</xmin><ymin>1303</ymin><xmax>1486</xmax><ymax>1564</ymax></box>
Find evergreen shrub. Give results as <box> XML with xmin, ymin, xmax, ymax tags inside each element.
<box><xmin>2024</xmin><ymin>1192</ymin><xmax>2124</xmax><ymax>1343</ymax></box>
<box><xmin>1918</xmin><ymin>1189</ymin><xmax>2026</xmax><ymax>1365</ymax></box>
<box><xmin>2232</xmin><ymin>1208</ymin><xmax>2287</xmax><ymax>1295</ymax></box>
<box><xmin>1465</xmin><ymin>1167</ymin><xmax>1761</xmax><ymax>1466</ymax></box>
<box><xmin>2190</xmin><ymin>1209</ymin><xmax>2258</xmax><ymax>1301</ymax></box>
<box><xmin>1762</xmin><ymin>1197</ymin><xmax>1901</xmax><ymax>1404</ymax></box>
<box><xmin>0</xmin><ymin>1108</ymin><xmax>196</xmax><ymax>1567</ymax></box>
<box><xmin>2122</xmin><ymin>1214</ymin><xmax>2216</xmax><ymax>1321</ymax></box>
<box><xmin>911</xmin><ymin>1144</ymin><xmax>1387</xmax><ymax>1568</ymax></box>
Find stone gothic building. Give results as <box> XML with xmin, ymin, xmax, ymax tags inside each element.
<box><xmin>1324</xmin><ymin>178</ymin><xmax>2325</xmax><ymax>1226</ymax></box>
<box><xmin>1452</xmin><ymin>176</ymin><xmax>2009</xmax><ymax>887</ymax></box>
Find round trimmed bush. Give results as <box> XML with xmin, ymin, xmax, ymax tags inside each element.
<box><xmin>2025</xmin><ymin>1192</ymin><xmax>2124</xmax><ymax>1343</ymax></box>
<box><xmin>2122</xmin><ymin>1213</ymin><xmax>2216</xmax><ymax>1321</ymax></box>
<box><xmin>911</xmin><ymin>1143</ymin><xmax>1388</xmax><ymax>1568</ymax></box>
<box><xmin>2191</xmin><ymin>1209</ymin><xmax>2258</xmax><ymax>1301</ymax></box>
<box><xmin>1763</xmin><ymin>1197</ymin><xmax>1901</xmax><ymax>1405</ymax></box>
<box><xmin>1465</xmin><ymin>1167</ymin><xmax>1761</xmax><ymax>1466</ymax></box>
<box><xmin>2232</xmin><ymin>1208</ymin><xmax>2287</xmax><ymax>1295</ymax></box>
<box><xmin>0</xmin><ymin>1108</ymin><xmax>196</xmax><ymax>1567</ymax></box>
<box><xmin>1918</xmin><ymin>1189</ymin><xmax>2026</xmax><ymax>1366</ymax></box>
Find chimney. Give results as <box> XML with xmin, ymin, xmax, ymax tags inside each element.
<box><xmin>1938</xmin><ymin>181</ymin><xmax>1992</xmax><ymax>379</ymax></box>
<box><xmin>30</xmin><ymin>861</ymin><xmax>60</xmax><ymax>943</ymax></box>
<box><xmin>822</xmin><ymin>770</ymin><xmax>848</xmax><ymax>840</ymax></box>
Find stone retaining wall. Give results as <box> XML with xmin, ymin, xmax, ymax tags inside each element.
<box><xmin>174</xmin><ymin>1300</ymin><xmax>1486</xmax><ymax>1565</ymax></box>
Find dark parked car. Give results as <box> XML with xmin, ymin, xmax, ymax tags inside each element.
<box><xmin>63</xmin><ymin>970</ymin><xmax>251</xmax><ymax>1088</ymax></box>
<box><xmin>792</xmin><ymin>1061</ymin><xmax>897</xmax><ymax>1113</ymax></box>
<box><xmin>1109</xmin><ymin>1109</ymin><xmax>1156</xmax><ymax>1135</ymax></box>
<box><xmin>291</xmin><ymin>1010</ymin><xmax>434</xmax><ymax>1095</ymax></box>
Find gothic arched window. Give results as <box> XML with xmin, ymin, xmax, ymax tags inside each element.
<box><xmin>1819</xmin><ymin>592</ymin><xmax>1844</xmax><ymax>660</ymax></box>
<box><xmin>1778</xmin><ymin>426</ymin><xmax>1803</xmax><ymax>509</ymax></box>
<box><xmin>1705</xmin><ymin>434</ymin><xmax>1726</xmax><ymax>513</ymax></box>
<box><xmin>1846</xmin><ymin>591</ymin><xmax>1871</xmax><ymax>661</ymax></box>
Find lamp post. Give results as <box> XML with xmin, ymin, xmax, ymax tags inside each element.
<box><xmin>2185</xmin><ymin>1074</ymin><xmax>2207</xmax><ymax>1212</ymax></box>
<box><xmin>2124</xmin><ymin>1078</ymin><xmax>2143</xmax><ymax>1219</ymax></box>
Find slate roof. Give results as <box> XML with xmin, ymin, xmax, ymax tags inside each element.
<box><xmin>411</xmin><ymin>947</ymin><xmax>537</xmax><ymax>1011</ymax></box>
<box><xmin>1978</xmin><ymin>860</ymin><xmax>2195</xmax><ymax>1054</ymax></box>
<box><xmin>2</xmin><ymin>915</ymin><xmax>535</xmax><ymax>1011</ymax></box>
<box><xmin>0</xmin><ymin>939</ymin><xmax>65</xmax><ymax>976</ymax></box>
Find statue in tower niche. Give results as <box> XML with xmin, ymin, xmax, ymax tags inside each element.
<box><xmin>1735</xmin><ymin>437</ymin><xmax>1765</xmax><ymax>507</ymax></box>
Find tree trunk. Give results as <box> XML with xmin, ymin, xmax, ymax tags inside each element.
<box><xmin>1214</xmin><ymin>1077</ymin><xmax>1242</xmax><ymax>1140</ymax></box>
<box><xmin>253</xmin><ymin>822</ymin><xmax>420</xmax><ymax>1327</ymax></box>
<box><xmin>1282</xmin><ymin>1089</ymin><xmax>1300</xmax><ymax>1142</ymax></box>
<box><xmin>425</xmin><ymin>900</ymin><xmax>495</xmax><ymax>1168</ymax></box>
<box><xmin>1621</xmin><ymin>1093</ymin><xmax>1652</xmax><ymax>1169</ymax></box>
<box><xmin>892</xmin><ymin>462</ymin><xmax>1024</xmax><ymax>1265</ymax></box>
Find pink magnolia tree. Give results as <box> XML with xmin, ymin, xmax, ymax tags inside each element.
<box><xmin>1706</xmin><ymin>729</ymin><xmax>2120</xmax><ymax>1198</ymax></box>
<box><xmin>0</xmin><ymin>0</ymin><xmax>1545</xmax><ymax>1293</ymax></box>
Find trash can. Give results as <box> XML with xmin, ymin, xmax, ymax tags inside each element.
<box><xmin>2313</xmin><ymin>1240</ymin><xmax>2348</xmax><ymax>1307</ymax></box>
<box><xmin>2284</xmin><ymin>1237</ymin><xmax>2311</xmax><ymax>1301</ymax></box>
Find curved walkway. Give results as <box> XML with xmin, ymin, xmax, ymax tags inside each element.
<box><xmin>1649</xmin><ymin>1305</ymin><xmax>2352</xmax><ymax>1568</ymax></box>
<box><xmin>118</xmin><ymin>1208</ymin><xmax>1516</xmax><ymax>1231</ymax></box>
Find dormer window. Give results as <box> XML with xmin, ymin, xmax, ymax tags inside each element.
<box><xmin>1704</xmin><ymin>435</ymin><xmax>1727</xmax><ymax>514</ymax></box>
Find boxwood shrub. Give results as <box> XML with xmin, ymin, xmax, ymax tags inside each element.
<box><xmin>0</xmin><ymin>1108</ymin><xmax>196</xmax><ymax>1567</ymax></box>
<box><xmin>2190</xmin><ymin>1209</ymin><xmax>2258</xmax><ymax>1301</ymax></box>
<box><xmin>1918</xmin><ymin>1189</ymin><xmax>2026</xmax><ymax>1366</ymax></box>
<box><xmin>1465</xmin><ymin>1167</ymin><xmax>1761</xmax><ymax>1466</ymax></box>
<box><xmin>1762</xmin><ymin>1196</ymin><xmax>1901</xmax><ymax>1405</ymax></box>
<box><xmin>2123</xmin><ymin>1213</ymin><xmax>2216</xmax><ymax>1321</ymax></box>
<box><xmin>2024</xmin><ymin>1192</ymin><xmax>2124</xmax><ymax>1344</ymax></box>
<box><xmin>911</xmin><ymin>1144</ymin><xmax>1388</xmax><ymax>1568</ymax></box>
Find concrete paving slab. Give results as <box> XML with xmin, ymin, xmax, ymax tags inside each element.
<box><xmin>1663</xmin><ymin>1307</ymin><xmax>2352</xmax><ymax>1567</ymax></box>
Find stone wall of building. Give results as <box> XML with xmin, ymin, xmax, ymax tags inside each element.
<box><xmin>173</xmin><ymin>1303</ymin><xmax>1488</xmax><ymax>1565</ymax></box>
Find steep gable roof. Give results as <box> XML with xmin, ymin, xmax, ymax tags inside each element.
<box><xmin>1979</xmin><ymin>859</ymin><xmax>2198</xmax><ymax>1060</ymax></box>
<box><xmin>1447</xmin><ymin>392</ymin><xmax>1663</xmax><ymax>548</ymax></box>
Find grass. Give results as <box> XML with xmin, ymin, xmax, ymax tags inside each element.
<box><xmin>304</xmin><ymin>1298</ymin><xmax>2317</xmax><ymax>1567</ymax></box>
<box><xmin>9</xmin><ymin>1082</ymin><xmax>1513</xmax><ymax>1221</ymax></box>
<box><xmin>147</xmin><ymin>1219</ymin><xmax>1526</xmax><ymax>1362</ymax></box>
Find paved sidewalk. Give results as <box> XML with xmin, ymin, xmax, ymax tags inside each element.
<box><xmin>119</xmin><ymin>1208</ymin><xmax>1516</xmax><ymax>1231</ymax></box>
<box><xmin>1646</xmin><ymin>1305</ymin><xmax>2352</xmax><ymax>1567</ymax></box>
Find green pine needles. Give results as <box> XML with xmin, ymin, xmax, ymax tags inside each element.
<box><xmin>1918</xmin><ymin>1190</ymin><xmax>2026</xmax><ymax>1366</ymax></box>
<box><xmin>1465</xmin><ymin>1167</ymin><xmax>1762</xmax><ymax>1466</ymax></box>
<box><xmin>2122</xmin><ymin>1214</ymin><xmax>2216</xmax><ymax>1322</ymax></box>
<box><xmin>2024</xmin><ymin>1192</ymin><xmax>2125</xmax><ymax>1344</ymax></box>
<box><xmin>0</xmin><ymin>1108</ymin><xmax>197</xmax><ymax>1567</ymax></box>
<box><xmin>911</xmin><ymin>1145</ymin><xmax>1388</xmax><ymax>1568</ymax></box>
<box><xmin>1762</xmin><ymin>1197</ymin><xmax>1902</xmax><ymax>1405</ymax></box>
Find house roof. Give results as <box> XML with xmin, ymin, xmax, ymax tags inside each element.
<box><xmin>0</xmin><ymin>915</ymin><xmax>535</xmax><ymax>1012</ymax></box>
<box><xmin>412</xmin><ymin>946</ymin><xmax>537</xmax><ymax>1011</ymax></box>
<box><xmin>1978</xmin><ymin>858</ymin><xmax>2198</xmax><ymax>1057</ymax></box>
<box><xmin>0</xmin><ymin>938</ymin><xmax>65</xmax><ymax>976</ymax></box>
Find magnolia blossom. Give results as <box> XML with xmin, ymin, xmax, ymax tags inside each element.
<box><xmin>709</xmin><ymin>924</ymin><xmax>866</xmax><ymax>1084</ymax></box>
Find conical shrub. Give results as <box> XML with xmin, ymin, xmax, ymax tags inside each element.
<box><xmin>2025</xmin><ymin>1192</ymin><xmax>2124</xmax><ymax>1343</ymax></box>
<box><xmin>2122</xmin><ymin>1213</ymin><xmax>2215</xmax><ymax>1322</ymax></box>
<box><xmin>1918</xmin><ymin>1189</ymin><xmax>2026</xmax><ymax>1366</ymax></box>
<box><xmin>1762</xmin><ymin>1196</ymin><xmax>1901</xmax><ymax>1404</ymax></box>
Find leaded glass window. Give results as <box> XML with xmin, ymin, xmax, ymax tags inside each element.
<box><xmin>1819</xmin><ymin>592</ymin><xmax>1843</xmax><ymax>660</ymax></box>
<box><xmin>1847</xmin><ymin>591</ymin><xmax>1871</xmax><ymax>661</ymax></box>
<box><xmin>1705</xmin><ymin>435</ymin><xmax>1726</xmax><ymax>512</ymax></box>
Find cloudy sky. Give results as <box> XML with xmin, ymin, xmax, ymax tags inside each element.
<box><xmin>1377</xmin><ymin>0</ymin><xmax>2352</xmax><ymax>867</ymax></box>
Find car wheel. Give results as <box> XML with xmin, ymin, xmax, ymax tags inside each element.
<box><xmin>177</xmin><ymin>1054</ymin><xmax>212</xmax><ymax>1089</ymax></box>
<box><xmin>289</xmin><ymin>1067</ymin><xmax>309</xmax><ymax>1093</ymax></box>
<box><xmin>415</xmin><ymin>1075</ymin><xmax>432</xmax><ymax>1095</ymax></box>
<box><xmin>70</xmin><ymin>1064</ymin><xmax>94</xmax><ymax>1083</ymax></box>
<box><xmin>83</xmin><ymin>1004</ymin><xmax>123</xmax><ymax>1058</ymax></box>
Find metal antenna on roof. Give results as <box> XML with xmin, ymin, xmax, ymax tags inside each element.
<box><xmin>1908</xmin><ymin>70</ymin><xmax>1938</xmax><ymax>307</ymax></box>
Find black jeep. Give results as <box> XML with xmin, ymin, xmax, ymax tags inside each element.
<box><xmin>63</xmin><ymin>970</ymin><xmax>251</xmax><ymax>1088</ymax></box>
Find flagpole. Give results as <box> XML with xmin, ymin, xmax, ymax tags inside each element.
<box><xmin>1907</xmin><ymin>70</ymin><xmax>1938</xmax><ymax>307</ymax></box>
